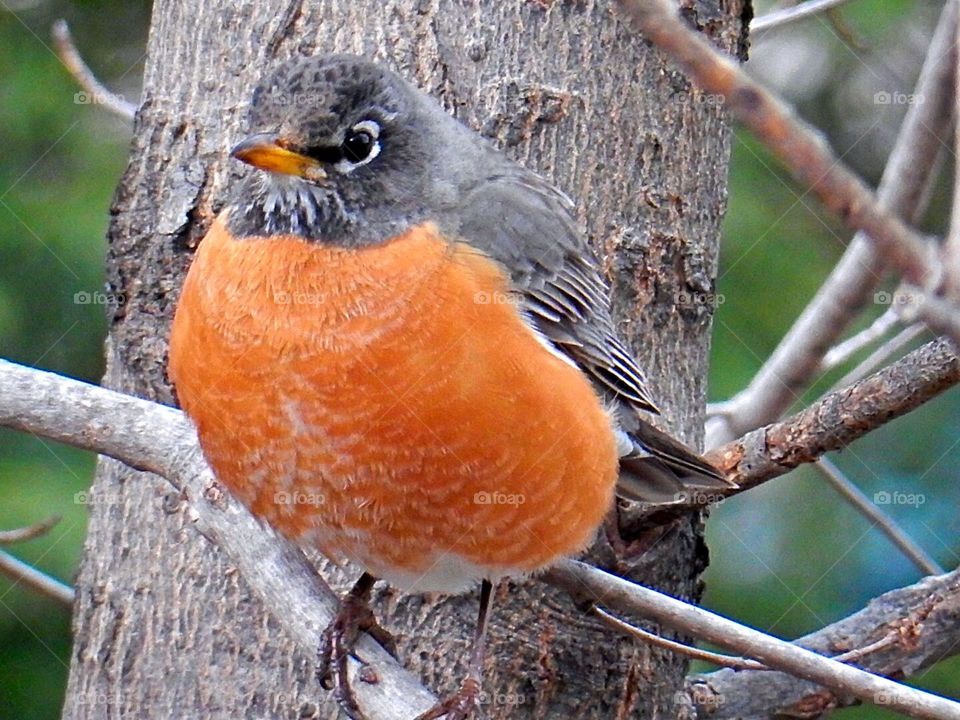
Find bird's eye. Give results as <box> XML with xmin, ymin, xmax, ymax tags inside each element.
<box><xmin>342</xmin><ymin>130</ymin><xmax>374</xmax><ymax>163</ymax></box>
<box><xmin>332</xmin><ymin>120</ymin><xmax>382</xmax><ymax>173</ymax></box>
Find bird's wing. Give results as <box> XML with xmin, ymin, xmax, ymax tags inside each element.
<box><xmin>452</xmin><ymin>172</ymin><xmax>660</xmax><ymax>413</ymax></box>
<box><xmin>448</xmin><ymin>172</ymin><xmax>730</xmax><ymax>502</ymax></box>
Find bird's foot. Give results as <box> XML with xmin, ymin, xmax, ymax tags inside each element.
<box><xmin>414</xmin><ymin>676</ymin><xmax>483</xmax><ymax>720</ymax></box>
<box><xmin>316</xmin><ymin>575</ymin><xmax>397</xmax><ymax>720</ymax></box>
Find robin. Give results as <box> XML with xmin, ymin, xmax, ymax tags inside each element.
<box><xmin>168</xmin><ymin>54</ymin><xmax>730</xmax><ymax>720</ymax></box>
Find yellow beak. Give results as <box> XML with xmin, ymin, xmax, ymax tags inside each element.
<box><xmin>230</xmin><ymin>133</ymin><xmax>327</xmax><ymax>181</ymax></box>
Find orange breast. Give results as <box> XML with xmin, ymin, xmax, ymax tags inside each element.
<box><xmin>168</xmin><ymin>215</ymin><xmax>618</xmax><ymax>591</ymax></box>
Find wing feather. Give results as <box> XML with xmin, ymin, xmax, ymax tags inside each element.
<box><xmin>445</xmin><ymin>171</ymin><xmax>730</xmax><ymax>500</ymax></box>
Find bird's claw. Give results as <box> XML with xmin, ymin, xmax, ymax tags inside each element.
<box><xmin>316</xmin><ymin>591</ymin><xmax>397</xmax><ymax>720</ymax></box>
<box><xmin>414</xmin><ymin>677</ymin><xmax>484</xmax><ymax>720</ymax></box>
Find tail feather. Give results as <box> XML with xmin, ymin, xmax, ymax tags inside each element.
<box><xmin>615</xmin><ymin>421</ymin><xmax>734</xmax><ymax>505</ymax></box>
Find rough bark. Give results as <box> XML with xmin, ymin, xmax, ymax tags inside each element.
<box><xmin>62</xmin><ymin>1</ymin><xmax>747</xmax><ymax>718</ymax></box>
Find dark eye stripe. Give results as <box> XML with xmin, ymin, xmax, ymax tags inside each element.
<box><xmin>305</xmin><ymin>145</ymin><xmax>343</xmax><ymax>164</ymax></box>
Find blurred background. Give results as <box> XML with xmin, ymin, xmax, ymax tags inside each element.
<box><xmin>0</xmin><ymin>1</ymin><xmax>956</xmax><ymax>718</ymax></box>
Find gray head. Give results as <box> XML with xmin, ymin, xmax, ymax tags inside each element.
<box><xmin>227</xmin><ymin>54</ymin><xmax>488</xmax><ymax>245</ymax></box>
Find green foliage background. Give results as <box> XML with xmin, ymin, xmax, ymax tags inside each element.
<box><xmin>0</xmin><ymin>1</ymin><xmax>956</xmax><ymax>718</ymax></box>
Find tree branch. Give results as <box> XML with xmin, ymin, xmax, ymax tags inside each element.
<box><xmin>3</xmin><ymin>358</ymin><xmax>960</xmax><ymax>718</ymax></box>
<box><xmin>815</xmin><ymin>457</ymin><xmax>943</xmax><ymax>576</ymax></box>
<box><xmin>690</xmin><ymin>567</ymin><xmax>960</xmax><ymax>718</ymax></box>
<box><xmin>640</xmin><ymin>337</ymin><xmax>960</xmax><ymax>525</ymax></box>
<box><xmin>51</xmin><ymin>20</ymin><xmax>137</xmax><ymax>121</ymax></box>
<box><xmin>0</xmin><ymin>517</ymin><xmax>75</xmax><ymax>607</ymax></box>
<box><xmin>614</xmin><ymin>0</ymin><xmax>943</xmax><ymax>302</ymax></box>
<box><xmin>751</xmin><ymin>0</ymin><xmax>862</xmax><ymax>33</ymax></box>
<box><xmin>0</xmin><ymin>515</ymin><xmax>62</xmax><ymax>544</ymax></box>
<box><xmin>705</xmin><ymin>337</ymin><xmax>960</xmax><ymax>495</ymax></box>
<box><xmin>0</xmin><ymin>549</ymin><xmax>74</xmax><ymax>607</ymax></box>
<box><xmin>546</xmin><ymin>561</ymin><xmax>960</xmax><ymax>720</ymax></box>
<box><xmin>704</xmin><ymin>0</ymin><xmax>957</xmax><ymax>446</ymax></box>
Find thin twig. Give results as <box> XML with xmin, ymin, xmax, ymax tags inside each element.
<box><xmin>592</xmin><ymin>605</ymin><xmax>767</xmax><ymax>671</ymax></box>
<box><xmin>941</xmin><ymin>15</ymin><xmax>960</xmax><ymax>299</ymax></box>
<box><xmin>815</xmin><ymin>457</ymin><xmax>943</xmax><ymax>576</ymax></box>
<box><xmin>831</xmin><ymin>632</ymin><xmax>899</xmax><ymax>665</ymax></box>
<box><xmin>822</xmin><ymin>309</ymin><xmax>899</xmax><ymax>371</ymax></box>
<box><xmin>595</xmin><ymin>601</ymin><xmax>901</xmax><ymax>670</ymax></box>
<box><xmin>833</xmin><ymin>323</ymin><xmax>926</xmax><ymax>388</ymax></box>
<box><xmin>547</xmin><ymin>561</ymin><xmax>960</xmax><ymax>720</ymax></box>
<box><xmin>751</xmin><ymin>0</ymin><xmax>861</xmax><ymax>32</ymax></box>
<box><xmin>692</xmin><ymin>571</ymin><xmax>960</xmax><ymax>718</ymax></box>
<box><xmin>0</xmin><ymin>549</ymin><xmax>74</xmax><ymax>607</ymax></box>
<box><xmin>705</xmin><ymin>0</ymin><xmax>957</xmax><ymax>447</ymax></box>
<box><xmin>900</xmin><ymin>287</ymin><xmax>960</xmax><ymax>342</ymax></box>
<box><xmin>0</xmin><ymin>516</ymin><xmax>62</xmax><ymax>544</ymax></box>
<box><xmin>51</xmin><ymin>19</ymin><xmax>136</xmax><ymax>121</ymax></box>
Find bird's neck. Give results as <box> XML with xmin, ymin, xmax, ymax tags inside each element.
<box><xmin>227</xmin><ymin>173</ymin><xmax>355</xmax><ymax>243</ymax></box>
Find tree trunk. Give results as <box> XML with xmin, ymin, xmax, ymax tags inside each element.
<box><xmin>62</xmin><ymin>1</ymin><xmax>748</xmax><ymax>717</ymax></box>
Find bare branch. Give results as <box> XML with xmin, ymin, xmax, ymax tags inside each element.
<box><xmin>3</xmin><ymin>360</ymin><xmax>960</xmax><ymax>717</ymax></box>
<box><xmin>547</xmin><ymin>561</ymin><xmax>960</xmax><ymax>720</ymax></box>
<box><xmin>591</xmin><ymin>605</ymin><xmax>767</xmax><ymax>671</ymax></box>
<box><xmin>705</xmin><ymin>338</ymin><xmax>960</xmax><ymax>494</ymax></box>
<box><xmin>815</xmin><ymin>457</ymin><xmax>943</xmax><ymax>576</ymax></box>
<box><xmin>751</xmin><ymin>0</ymin><xmax>862</xmax><ymax>33</ymax></box>
<box><xmin>51</xmin><ymin>19</ymin><xmax>137</xmax><ymax>121</ymax></box>
<box><xmin>705</xmin><ymin>0</ymin><xmax>957</xmax><ymax>447</ymax></box>
<box><xmin>822</xmin><ymin>309</ymin><xmax>900</xmax><ymax>371</ymax></box>
<box><xmin>691</xmin><ymin>567</ymin><xmax>960</xmax><ymax>718</ymax></box>
<box><xmin>0</xmin><ymin>549</ymin><xmax>74</xmax><ymax>607</ymax></box>
<box><xmin>615</xmin><ymin>0</ymin><xmax>939</xmax><ymax>296</ymax></box>
<box><xmin>900</xmin><ymin>287</ymin><xmax>960</xmax><ymax>342</ymax></box>
<box><xmin>0</xmin><ymin>515</ymin><xmax>62</xmax><ymax>544</ymax></box>
<box><xmin>834</xmin><ymin>323</ymin><xmax>927</xmax><ymax>388</ymax></box>
<box><xmin>942</xmin><ymin>14</ymin><xmax>960</xmax><ymax>299</ymax></box>
<box><xmin>638</xmin><ymin>337</ymin><xmax>960</xmax><ymax>525</ymax></box>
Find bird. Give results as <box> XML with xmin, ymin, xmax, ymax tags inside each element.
<box><xmin>168</xmin><ymin>53</ymin><xmax>731</xmax><ymax>720</ymax></box>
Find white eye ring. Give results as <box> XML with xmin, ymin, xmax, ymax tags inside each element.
<box><xmin>333</xmin><ymin>120</ymin><xmax>382</xmax><ymax>174</ymax></box>
<box><xmin>352</xmin><ymin>119</ymin><xmax>380</xmax><ymax>140</ymax></box>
